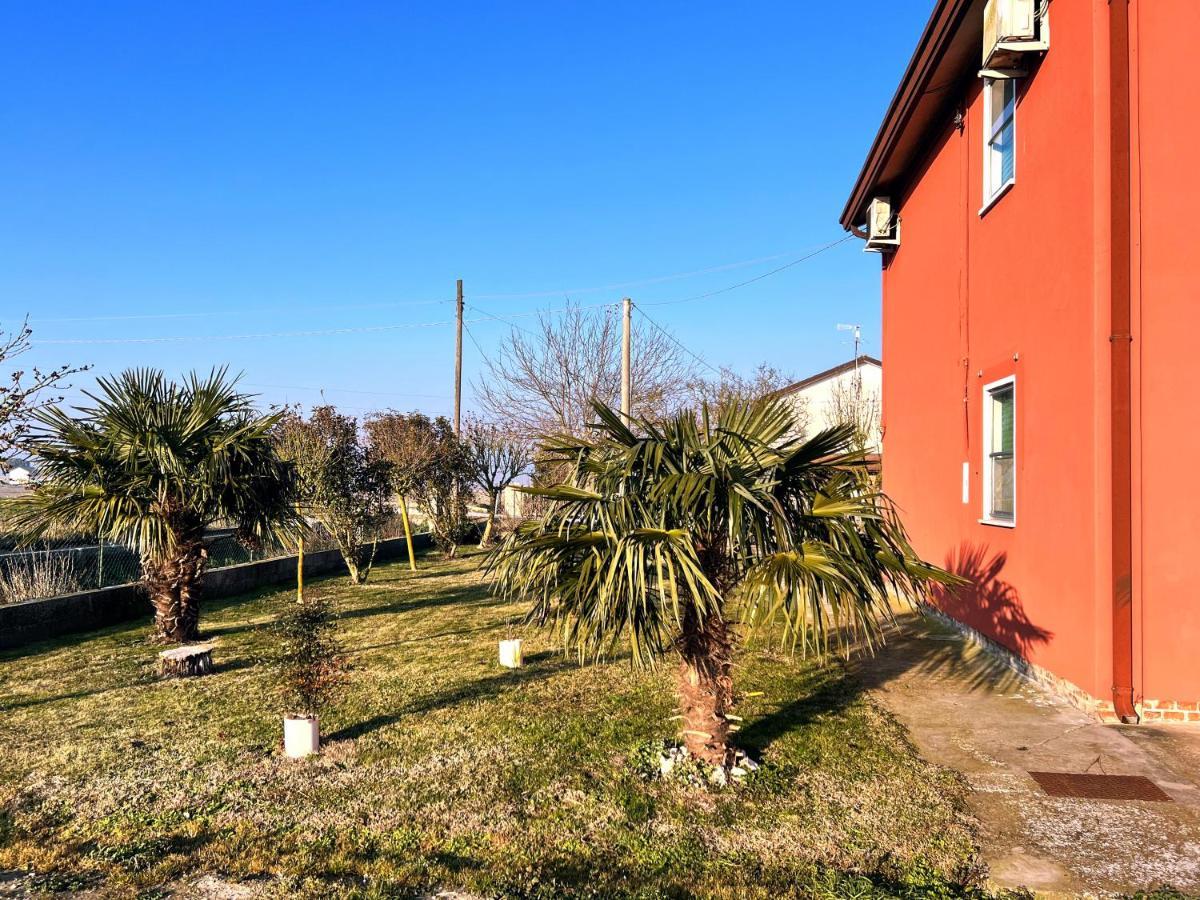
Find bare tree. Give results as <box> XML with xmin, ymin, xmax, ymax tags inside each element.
<box><xmin>0</xmin><ymin>319</ymin><xmax>85</xmax><ymax>469</ymax></box>
<box><xmin>690</xmin><ymin>362</ymin><xmax>795</xmax><ymax>407</ymax></box>
<box><xmin>828</xmin><ymin>374</ymin><xmax>882</xmax><ymax>453</ymax></box>
<box><xmin>474</xmin><ymin>302</ymin><xmax>695</xmax><ymax>440</ymax></box>
<box><xmin>464</xmin><ymin>417</ymin><xmax>533</xmax><ymax>546</ymax></box>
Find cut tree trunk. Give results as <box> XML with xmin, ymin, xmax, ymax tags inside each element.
<box><xmin>339</xmin><ymin>538</ymin><xmax>378</xmax><ymax>585</ymax></box>
<box><xmin>158</xmin><ymin>644</ymin><xmax>214</xmax><ymax>678</ymax></box>
<box><xmin>676</xmin><ymin>611</ymin><xmax>735</xmax><ymax>768</ymax></box>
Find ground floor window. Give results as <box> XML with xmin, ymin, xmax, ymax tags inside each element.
<box><xmin>982</xmin><ymin>376</ymin><xmax>1015</xmax><ymax>525</ymax></box>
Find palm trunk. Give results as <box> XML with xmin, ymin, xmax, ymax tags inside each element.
<box><xmin>145</xmin><ymin>537</ymin><xmax>207</xmax><ymax>643</ymax></box>
<box><xmin>676</xmin><ymin>608</ymin><xmax>734</xmax><ymax>768</ymax></box>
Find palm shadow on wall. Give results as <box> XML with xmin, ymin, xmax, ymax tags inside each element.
<box><xmin>933</xmin><ymin>542</ymin><xmax>1053</xmax><ymax>656</ymax></box>
<box><xmin>874</xmin><ymin>542</ymin><xmax>1055</xmax><ymax>691</ymax></box>
<box><xmin>854</xmin><ymin>542</ymin><xmax>1055</xmax><ymax>694</ymax></box>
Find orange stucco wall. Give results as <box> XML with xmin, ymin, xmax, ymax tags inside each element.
<box><xmin>1130</xmin><ymin>0</ymin><xmax>1200</xmax><ymax>705</ymax></box>
<box><xmin>878</xmin><ymin>0</ymin><xmax>1197</xmax><ymax>706</ymax></box>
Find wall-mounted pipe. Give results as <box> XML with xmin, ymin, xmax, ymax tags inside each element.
<box><xmin>1108</xmin><ymin>0</ymin><xmax>1138</xmax><ymax>725</ymax></box>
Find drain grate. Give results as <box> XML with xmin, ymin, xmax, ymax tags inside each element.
<box><xmin>1028</xmin><ymin>771</ymin><xmax>1173</xmax><ymax>802</ymax></box>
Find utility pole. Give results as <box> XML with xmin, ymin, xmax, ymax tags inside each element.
<box><xmin>621</xmin><ymin>297</ymin><xmax>632</xmax><ymax>419</ymax></box>
<box><xmin>454</xmin><ymin>278</ymin><xmax>463</xmax><ymax>435</ymax></box>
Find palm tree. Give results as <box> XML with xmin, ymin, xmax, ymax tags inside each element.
<box><xmin>10</xmin><ymin>369</ymin><xmax>302</xmax><ymax>643</ymax></box>
<box><xmin>488</xmin><ymin>399</ymin><xmax>952</xmax><ymax>769</ymax></box>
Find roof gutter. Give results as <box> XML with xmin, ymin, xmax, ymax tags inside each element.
<box><xmin>839</xmin><ymin>0</ymin><xmax>975</xmax><ymax>231</ymax></box>
<box><xmin>1107</xmin><ymin>0</ymin><xmax>1138</xmax><ymax>724</ymax></box>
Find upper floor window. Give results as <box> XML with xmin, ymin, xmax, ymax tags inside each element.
<box><xmin>982</xmin><ymin>376</ymin><xmax>1016</xmax><ymax>526</ymax></box>
<box><xmin>983</xmin><ymin>77</ymin><xmax>1017</xmax><ymax>205</ymax></box>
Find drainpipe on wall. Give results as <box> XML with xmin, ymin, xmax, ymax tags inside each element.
<box><xmin>1108</xmin><ymin>0</ymin><xmax>1138</xmax><ymax>725</ymax></box>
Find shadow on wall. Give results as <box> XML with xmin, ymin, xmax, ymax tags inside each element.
<box><xmin>932</xmin><ymin>542</ymin><xmax>1053</xmax><ymax>658</ymax></box>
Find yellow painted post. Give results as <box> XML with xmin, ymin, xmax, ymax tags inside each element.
<box><xmin>399</xmin><ymin>495</ymin><xmax>417</xmax><ymax>572</ymax></box>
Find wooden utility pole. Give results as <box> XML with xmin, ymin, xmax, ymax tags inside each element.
<box><xmin>621</xmin><ymin>297</ymin><xmax>632</xmax><ymax>419</ymax></box>
<box><xmin>454</xmin><ymin>278</ymin><xmax>464</xmax><ymax>435</ymax></box>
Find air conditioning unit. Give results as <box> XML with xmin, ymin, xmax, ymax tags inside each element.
<box><xmin>864</xmin><ymin>197</ymin><xmax>899</xmax><ymax>252</ymax></box>
<box><xmin>982</xmin><ymin>0</ymin><xmax>1049</xmax><ymax>74</ymax></box>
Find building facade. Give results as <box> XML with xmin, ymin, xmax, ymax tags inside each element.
<box><xmin>775</xmin><ymin>356</ymin><xmax>883</xmax><ymax>453</ymax></box>
<box><xmin>841</xmin><ymin>0</ymin><xmax>1198</xmax><ymax>722</ymax></box>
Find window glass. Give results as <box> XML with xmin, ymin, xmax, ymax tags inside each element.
<box><xmin>987</xmin><ymin>384</ymin><xmax>1015</xmax><ymax>520</ymax></box>
<box><xmin>985</xmin><ymin>78</ymin><xmax>1016</xmax><ymax>200</ymax></box>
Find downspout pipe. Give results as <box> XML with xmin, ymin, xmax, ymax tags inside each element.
<box><xmin>1108</xmin><ymin>0</ymin><xmax>1138</xmax><ymax>725</ymax></box>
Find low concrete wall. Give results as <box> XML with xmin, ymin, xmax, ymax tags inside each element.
<box><xmin>0</xmin><ymin>533</ymin><xmax>431</xmax><ymax>651</ymax></box>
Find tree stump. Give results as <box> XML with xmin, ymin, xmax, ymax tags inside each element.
<box><xmin>158</xmin><ymin>644</ymin><xmax>215</xmax><ymax>678</ymax></box>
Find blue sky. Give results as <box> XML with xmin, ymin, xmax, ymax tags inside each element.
<box><xmin>1</xmin><ymin>2</ymin><xmax>927</xmax><ymax>419</ymax></box>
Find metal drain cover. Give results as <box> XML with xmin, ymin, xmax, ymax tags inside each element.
<box><xmin>1029</xmin><ymin>771</ymin><xmax>1173</xmax><ymax>802</ymax></box>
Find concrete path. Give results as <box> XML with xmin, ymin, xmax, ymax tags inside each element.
<box><xmin>858</xmin><ymin>614</ymin><xmax>1200</xmax><ymax>897</ymax></box>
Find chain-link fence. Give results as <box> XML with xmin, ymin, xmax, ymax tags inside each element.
<box><xmin>0</xmin><ymin>516</ymin><xmax>410</xmax><ymax>605</ymax></box>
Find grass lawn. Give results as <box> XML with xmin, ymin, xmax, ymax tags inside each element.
<box><xmin>0</xmin><ymin>550</ymin><xmax>994</xmax><ymax>899</ymax></box>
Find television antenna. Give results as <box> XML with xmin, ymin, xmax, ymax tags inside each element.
<box><xmin>836</xmin><ymin>323</ymin><xmax>862</xmax><ymax>373</ymax></box>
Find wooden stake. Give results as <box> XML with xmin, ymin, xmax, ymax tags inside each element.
<box><xmin>399</xmin><ymin>494</ymin><xmax>417</xmax><ymax>572</ymax></box>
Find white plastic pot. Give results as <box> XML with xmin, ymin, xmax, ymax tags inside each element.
<box><xmin>284</xmin><ymin>715</ymin><xmax>320</xmax><ymax>758</ymax></box>
<box><xmin>498</xmin><ymin>638</ymin><xmax>523</xmax><ymax>669</ymax></box>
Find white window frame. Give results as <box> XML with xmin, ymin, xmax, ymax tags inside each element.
<box><xmin>980</xmin><ymin>375</ymin><xmax>1016</xmax><ymax>527</ymax></box>
<box><xmin>981</xmin><ymin>77</ymin><xmax>1017</xmax><ymax>213</ymax></box>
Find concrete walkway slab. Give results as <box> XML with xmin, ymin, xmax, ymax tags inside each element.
<box><xmin>857</xmin><ymin>614</ymin><xmax>1200</xmax><ymax>897</ymax></box>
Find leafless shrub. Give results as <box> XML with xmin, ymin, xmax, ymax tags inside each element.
<box><xmin>829</xmin><ymin>376</ymin><xmax>882</xmax><ymax>452</ymax></box>
<box><xmin>0</xmin><ymin>548</ymin><xmax>85</xmax><ymax>603</ymax></box>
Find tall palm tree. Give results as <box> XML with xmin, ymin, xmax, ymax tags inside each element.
<box><xmin>488</xmin><ymin>399</ymin><xmax>952</xmax><ymax>768</ymax></box>
<box><xmin>10</xmin><ymin>369</ymin><xmax>302</xmax><ymax>643</ymax></box>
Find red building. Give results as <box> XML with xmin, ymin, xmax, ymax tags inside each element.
<box><xmin>840</xmin><ymin>0</ymin><xmax>1198</xmax><ymax>723</ymax></box>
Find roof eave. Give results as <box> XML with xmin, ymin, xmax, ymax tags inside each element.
<box><xmin>839</xmin><ymin>0</ymin><xmax>981</xmax><ymax>230</ymax></box>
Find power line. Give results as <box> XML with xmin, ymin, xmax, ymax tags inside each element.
<box><xmin>242</xmin><ymin>382</ymin><xmax>449</xmax><ymax>400</ymax></box>
<box><xmin>29</xmin><ymin>237</ymin><xmax>850</xmax><ymax>345</ymax></box>
<box><xmin>462</xmin><ymin>301</ymin><xmax>540</xmax><ymax>340</ymax></box>
<box><xmin>634</xmin><ymin>305</ymin><xmax>722</xmax><ymax>375</ymax></box>
<box><xmin>23</xmin><ymin>239</ymin><xmax>846</xmax><ymax>325</ymax></box>
<box><xmin>639</xmin><ymin>236</ymin><xmax>853</xmax><ymax>307</ymax></box>
<box><xmin>29</xmin><ymin>297</ymin><xmax>454</xmax><ymax>323</ymax></box>
<box><xmin>469</xmin><ymin>241</ymin><xmax>846</xmax><ymax>302</ymax></box>
<box><xmin>30</xmin><ymin>317</ymin><xmax>462</xmax><ymax>345</ymax></box>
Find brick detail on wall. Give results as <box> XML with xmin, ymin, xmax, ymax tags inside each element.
<box><xmin>917</xmin><ymin>602</ymin><xmax>1200</xmax><ymax>726</ymax></box>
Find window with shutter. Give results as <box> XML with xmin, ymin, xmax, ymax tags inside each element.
<box><xmin>982</xmin><ymin>377</ymin><xmax>1016</xmax><ymax>525</ymax></box>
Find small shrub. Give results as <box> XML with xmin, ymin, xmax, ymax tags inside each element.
<box><xmin>271</xmin><ymin>592</ymin><xmax>349</xmax><ymax>718</ymax></box>
<box><xmin>0</xmin><ymin>549</ymin><xmax>84</xmax><ymax>603</ymax></box>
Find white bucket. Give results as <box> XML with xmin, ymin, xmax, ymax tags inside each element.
<box><xmin>284</xmin><ymin>715</ymin><xmax>320</xmax><ymax>758</ymax></box>
<box><xmin>498</xmin><ymin>639</ymin><xmax>523</xmax><ymax>669</ymax></box>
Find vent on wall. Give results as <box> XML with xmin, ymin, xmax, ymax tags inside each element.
<box><xmin>982</xmin><ymin>0</ymin><xmax>1049</xmax><ymax>77</ymax></box>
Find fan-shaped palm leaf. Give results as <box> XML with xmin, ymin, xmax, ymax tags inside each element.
<box><xmin>9</xmin><ymin>368</ymin><xmax>302</xmax><ymax>642</ymax></box>
<box><xmin>489</xmin><ymin>396</ymin><xmax>955</xmax><ymax>768</ymax></box>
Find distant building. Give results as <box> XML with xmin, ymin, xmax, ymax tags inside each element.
<box><xmin>773</xmin><ymin>356</ymin><xmax>882</xmax><ymax>453</ymax></box>
<box><xmin>0</xmin><ymin>458</ymin><xmax>35</xmax><ymax>497</ymax></box>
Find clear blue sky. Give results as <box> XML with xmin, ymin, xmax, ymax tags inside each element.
<box><xmin>1</xmin><ymin>1</ymin><xmax>927</xmax><ymax>419</ymax></box>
